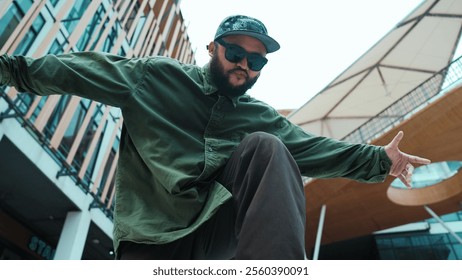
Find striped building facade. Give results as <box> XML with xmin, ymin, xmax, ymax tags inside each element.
<box><xmin>0</xmin><ymin>0</ymin><xmax>195</xmax><ymax>259</ymax></box>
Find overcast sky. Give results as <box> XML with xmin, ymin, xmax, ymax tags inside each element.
<box><xmin>179</xmin><ymin>0</ymin><xmax>424</xmax><ymax>109</ymax></box>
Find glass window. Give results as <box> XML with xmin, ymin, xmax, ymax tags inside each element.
<box><xmin>14</xmin><ymin>92</ymin><xmax>35</xmax><ymax>114</ymax></box>
<box><xmin>62</xmin><ymin>0</ymin><xmax>91</xmax><ymax>34</ymax></box>
<box><xmin>57</xmin><ymin>99</ymin><xmax>92</xmax><ymax>159</ymax></box>
<box><xmin>48</xmin><ymin>39</ymin><xmax>67</xmax><ymax>55</ymax></box>
<box><xmin>90</xmin><ymin>15</ymin><xmax>119</xmax><ymax>52</ymax></box>
<box><xmin>375</xmin><ymin>238</ymin><xmax>392</xmax><ymax>248</ymax></box>
<box><xmin>163</xmin><ymin>12</ymin><xmax>175</xmax><ymax>38</ymax></box>
<box><xmin>130</xmin><ymin>16</ymin><xmax>146</xmax><ymax>48</ymax></box>
<box><xmin>124</xmin><ymin>1</ymin><xmax>140</xmax><ymax>32</ymax></box>
<box><xmin>71</xmin><ymin>104</ymin><xmax>105</xmax><ymax>187</ymax></box>
<box><xmin>433</xmin><ymin>245</ymin><xmax>452</xmax><ymax>260</ymax></box>
<box><xmin>17</xmin><ymin>95</ymin><xmax>48</xmax><ymax>122</ymax></box>
<box><xmin>49</xmin><ymin>0</ymin><xmax>60</xmax><ymax>7</ymax></box>
<box><xmin>391</xmin><ymin>237</ymin><xmax>411</xmax><ymax>248</ymax></box>
<box><xmin>13</xmin><ymin>13</ymin><xmax>46</xmax><ymax>55</ymax></box>
<box><xmin>446</xmin><ymin>244</ymin><xmax>458</xmax><ymax>260</ymax></box>
<box><xmin>101</xmin><ymin>24</ymin><xmax>118</xmax><ymax>52</ymax></box>
<box><xmin>427</xmin><ymin>234</ymin><xmax>449</xmax><ymax>245</ymax></box>
<box><xmin>410</xmin><ymin>235</ymin><xmax>429</xmax><ymax>247</ymax></box>
<box><xmin>447</xmin><ymin>233</ymin><xmax>462</xmax><ymax>244</ymax></box>
<box><xmin>454</xmin><ymin>244</ymin><xmax>462</xmax><ymax>259</ymax></box>
<box><xmin>0</xmin><ymin>0</ymin><xmax>33</xmax><ymax>47</ymax></box>
<box><xmin>413</xmin><ymin>248</ymin><xmax>431</xmax><ymax>260</ymax></box>
<box><xmin>440</xmin><ymin>212</ymin><xmax>460</xmax><ymax>222</ymax></box>
<box><xmin>118</xmin><ymin>46</ymin><xmax>127</xmax><ymax>57</ymax></box>
<box><xmin>378</xmin><ymin>249</ymin><xmax>394</xmax><ymax>260</ymax></box>
<box><xmin>76</xmin><ymin>5</ymin><xmax>106</xmax><ymax>51</ymax></box>
<box><xmin>394</xmin><ymin>248</ymin><xmax>416</xmax><ymax>260</ymax></box>
<box><xmin>83</xmin><ymin>124</ymin><xmax>105</xmax><ymax>187</ymax></box>
<box><xmin>16</xmin><ymin>0</ymin><xmax>33</xmax><ymax>11</ymax></box>
<box><xmin>43</xmin><ymin>95</ymin><xmax>71</xmax><ymax>140</ymax></box>
<box><xmin>376</xmin><ymin>233</ymin><xmax>461</xmax><ymax>260</ymax></box>
<box><xmin>97</xmin><ymin>137</ymin><xmax>119</xmax><ymax>199</ymax></box>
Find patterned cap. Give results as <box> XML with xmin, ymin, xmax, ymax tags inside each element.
<box><xmin>214</xmin><ymin>15</ymin><xmax>280</xmax><ymax>53</ymax></box>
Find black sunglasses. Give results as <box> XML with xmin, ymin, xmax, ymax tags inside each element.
<box><xmin>215</xmin><ymin>38</ymin><xmax>268</xmax><ymax>71</ymax></box>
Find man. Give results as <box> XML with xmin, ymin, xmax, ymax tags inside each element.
<box><xmin>0</xmin><ymin>15</ymin><xmax>429</xmax><ymax>260</ymax></box>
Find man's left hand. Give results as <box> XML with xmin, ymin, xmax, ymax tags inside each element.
<box><xmin>384</xmin><ymin>131</ymin><xmax>431</xmax><ymax>188</ymax></box>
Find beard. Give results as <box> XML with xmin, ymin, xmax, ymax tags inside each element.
<box><xmin>209</xmin><ymin>52</ymin><xmax>260</xmax><ymax>98</ymax></box>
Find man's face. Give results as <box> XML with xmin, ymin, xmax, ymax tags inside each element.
<box><xmin>208</xmin><ymin>35</ymin><xmax>267</xmax><ymax>98</ymax></box>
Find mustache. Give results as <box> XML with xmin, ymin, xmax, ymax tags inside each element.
<box><xmin>228</xmin><ymin>67</ymin><xmax>249</xmax><ymax>77</ymax></box>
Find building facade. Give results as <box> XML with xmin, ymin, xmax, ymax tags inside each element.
<box><xmin>0</xmin><ymin>0</ymin><xmax>194</xmax><ymax>259</ymax></box>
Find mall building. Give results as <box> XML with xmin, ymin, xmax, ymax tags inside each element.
<box><xmin>0</xmin><ymin>0</ymin><xmax>194</xmax><ymax>259</ymax></box>
<box><xmin>0</xmin><ymin>0</ymin><xmax>461</xmax><ymax>260</ymax></box>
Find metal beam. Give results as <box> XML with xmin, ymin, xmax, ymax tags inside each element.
<box><xmin>313</xmin><ymin>204</ymin><xmax>326</xmax><ymax>260</ymax></box>
<box><xmin>424</xmin><ymin>205</ymin><xmax>462</xmax><ymax>245</ymax></box>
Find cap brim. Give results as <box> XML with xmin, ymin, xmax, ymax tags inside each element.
<box><xmin>215</xmin><ymin>31</ymin><xmax>280</xmax><ymax>53</ymax></box>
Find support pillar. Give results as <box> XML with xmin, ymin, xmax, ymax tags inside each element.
<box><xmin>54</xmin><ymin>210</ymin><xmax>91</xmax><ymax>260</ymax></box>
<box><xmin>313</xmin><ymin>204</ymin><xmax>326</xmax><ymax>260</ymax></box>
<box><xmin>424</xmin><ymin>205</ymin><xmax>462</xmax><ymax>244</ymax></box>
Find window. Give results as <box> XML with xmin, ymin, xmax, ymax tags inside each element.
<box><xmin>76</xmin><ymin>5</ymin><xmax>106</xmax><ymax>51</ymax></box>
<box><xmin>0</xmin><ymin>0</ymin><xmax>33</xmax><ymax>47</ymax></box>
<box><xmin>48</xmin><ymin>36</ymin><xmax>69</xmax><ymax>55</ymax></box>
<box><xmin>90</xmin><ymin>15</ymin><xmax>119</xmax><ymax>52</ymax></box>
<box><xmin>124</xmin><ymin>1</ymin><xmax>140</xmax><ymax>32</ymax></box>
<box><xmin>97</xmin><ymin>136</ymin><xmax>119</xmax><ymax>204</ymax></box>
<box><xmin>13</xmin><ymin>13</ymin><xmax>45</xmax><ymax>55</ymax></box>
<box><xmin>101</xmin><ymin>24</ymin><xmax>118</xmax><ymax>52</ymax></box>
<box><xmin>43</xmin><ymin>95</ymin><xmax>71</xmax><ymax>140</ymax></box>
<box><xmin>49</xmin><ymin>0</ymin><xmax>59</xmax><ymax>7</ymax></box>
<box><xmin>62</xmin><ymin>0</ymin><xmax>91</xmax><ymax>35</ymax></box>
<box><xmin>376</xmin><ymin>233</ymin><xmax>462</xmax><ymax>260</ymax></box>
<box><xmin>71</xmin><ymin>104</ymin><xmax>106</xmax><ymax>186</ymax></box>
<box><xmin>58</xmin><ymin>99</ymin><xmax>92</xmax><ymax>159</ymax></box>
<box><xmin>130</xmin><ymin>16</ymin><xmax>146</xmax><ymax>48</ymax></box>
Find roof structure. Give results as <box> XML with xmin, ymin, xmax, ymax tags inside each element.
<box><xmin>303</xmin><ymin>85</ymin><xmax>462</xmax><ymax>253</ymax></box>
<box><xmin>288</xmin><ymin>0</ymin><xmax>462</xmax><ymax>141</ymax></box>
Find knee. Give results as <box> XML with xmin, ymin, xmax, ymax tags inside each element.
<box><xmin>243</xmin><ymin>131</ymin><xmax>282</xmax><ymax>145</ymax></box>
<box><xmin>239</xmin><ymin>132</ymin><xmax>302</xmax><ymax>182</ymax></box>
<box><xmin>241</xmin><ymin>132</ymin><xmax>286</xmax><ymax>154</ymax></box>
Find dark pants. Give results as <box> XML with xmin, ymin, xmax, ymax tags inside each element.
<box><xmin>118</xmin><ymin>132</ymin><xmax>306</xmax><ymax>260</ymax></box>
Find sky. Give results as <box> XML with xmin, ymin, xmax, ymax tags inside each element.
<box><xmin>179</xmin><ymin>0</ymin><xmax>424</xmax><ymax>109</ymax></box>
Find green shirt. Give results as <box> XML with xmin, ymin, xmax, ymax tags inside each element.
<box><xmin>0</xmin><ymin>52</ymin><xmax>391</xmax><ymax>254</ymax></box>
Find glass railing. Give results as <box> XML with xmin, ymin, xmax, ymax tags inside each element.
<box><xmin>0</xmin><ymin>89</ymin><xmax>115</xmax><ymax>220</ymax></box>
<box><xmin>342</xmin><ymin>56</ymin><xmax>462</xmax><ymax>144</ymax></box>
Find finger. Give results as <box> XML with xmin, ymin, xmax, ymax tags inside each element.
<box><xmin>389</xmin><ymin>157</ymin><xmax>408</xmax><ymax>176</ymax></box>
<box><xmin>397</xmin><ymin>164</ymin><xmax>414</xmax><ymax>188</ymax></box>
<box><xmin>406</xmin><ymin>164</ymin><xmax>414</xmax><ymax>175</ymax></box>
<box><xmin>390</xmin><ymin>163</ymin><xmax>406</xmax><ymax>177</ymax></box>
<box><xmin>389</xmin><ymin>131</ymin><xmax>404</xmax><ymax>149</ymax></box>
<box><xmin>407</xmin><ymin>155</ymin><xmax>431</xmax><ymax>165</ymax></box>
<box><xmin>399</xmin><ymin>173</ymin><xmax>412</xmax><ymax>189</ymax></box>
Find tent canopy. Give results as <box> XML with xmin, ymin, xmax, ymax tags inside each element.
<box><xmin>288</xmin><ymin>0</ymin><xmax>462</xmax><ymax>140</ymax></box>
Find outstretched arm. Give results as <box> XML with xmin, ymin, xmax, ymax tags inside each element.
<box><xmin>384</xmin><ymin>131</ymin><xmax>431</xmax><ymax>188</ymax></box>
<box><xmin>0</xmin><ymin>52</ymin><xmax>145</xmax><ymax>108</ymax></box>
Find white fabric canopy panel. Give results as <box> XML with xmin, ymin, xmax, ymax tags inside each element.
<box><xmin>288</xmin><ymin>0</ymin><xmax>462</xmax><ymax>140</ymax></box>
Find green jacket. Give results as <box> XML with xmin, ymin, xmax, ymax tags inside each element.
<box><xmin>0</xmin><ymin>52</ymin><xmax>391</xmax><ymax>255</ymax></box>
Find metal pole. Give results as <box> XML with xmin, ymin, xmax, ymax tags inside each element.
<box><xmin>424</xmin><ymin>205</ymin><xmax>462</xmax><ymax>245</ymax></box>
<box><xmin>313</xmin><ymin>204</ymin><xmax>326</xmax><ymax>260</ymax></box>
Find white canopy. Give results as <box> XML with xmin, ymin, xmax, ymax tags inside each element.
<box><xmin>288</xmin><ymin>0</ymin><xmax>462</xmax><ymax>140</ymax></box>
